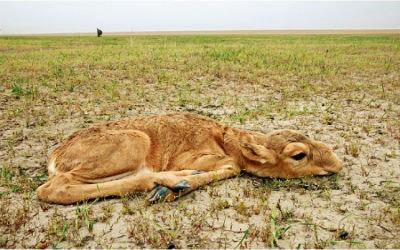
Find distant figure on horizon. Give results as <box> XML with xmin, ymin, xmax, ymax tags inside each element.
<box><xmin>97</xmin><ymin>28</ymin><xmax>103</xmax><ymax>37</ymax></box>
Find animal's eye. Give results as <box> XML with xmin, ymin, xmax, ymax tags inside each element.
<box><xmin>291</xmin><ymin>153</ymin><xmax>307</xmax><ymax>161</ymax></box>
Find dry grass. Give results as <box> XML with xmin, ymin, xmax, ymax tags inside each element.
<box><xmin>0</xmin><ymin>34</ymin><xmax>399</xmax><ymax>248</ymax></box>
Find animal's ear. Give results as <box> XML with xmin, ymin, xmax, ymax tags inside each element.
<box><xmin>240</xmin><ymin>142</ymin><xmax>277</xmax><ymax>165</ymax></box>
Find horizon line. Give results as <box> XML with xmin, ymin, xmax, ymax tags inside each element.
<box><xmin>1</xmin><ymin>29</ymin><xmax>400</xmax><ymax>36</ymax></box>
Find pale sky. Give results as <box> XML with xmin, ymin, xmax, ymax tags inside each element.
<box><xmin>0</xmin><ymin>1</ymin><xmax>399</xmax><ymax>34</ymax></box>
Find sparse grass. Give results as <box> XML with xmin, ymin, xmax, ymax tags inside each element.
<box><xmin>264</xmin><ymin>174</ymin><xmax>341</xmax><ymax>192</ymax></box>
<box><xmin>270</xmin><ymin>206</ymin><xmax>292</xmax><ymax>248</ymax></box>
<box><xmin>74</xmin><ymin>198</ymin><xmax>98</xmax><ymax>231</ymax></box>
<box><xmin>0</xmin><ymin>33</ymin><xmax>399</xmax><ymax>248</ymax></box>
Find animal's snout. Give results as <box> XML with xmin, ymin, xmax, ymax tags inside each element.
<box><xmin>323</xmin><ymin>155</ymin><xmax>343</xmax><ymax>174</ymax></box>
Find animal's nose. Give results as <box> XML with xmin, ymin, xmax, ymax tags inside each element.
<box><xmin>328</xmin><ymin>153</ymin><xmax>343</xmax><ymax>173</ymax></box>
<box><xmin>325</xmin><ymin>162</ymin><xmax>343</xmax><ymax>174</ymax></box>
<box><xmin>335</xmin><ymin>160</ymin><xmax>343</xmax><ymax>172</ymax></box>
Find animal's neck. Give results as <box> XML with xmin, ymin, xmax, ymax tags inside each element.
<box><xmin>222</xmin><ymin>127</ymin><xmax>254</xmax><ymax>169</ymax></box>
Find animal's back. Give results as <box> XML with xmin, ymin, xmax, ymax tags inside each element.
<box><xmin>49</xmin><ymin>113</ymin><xmax>227</xmax><ymax>173</ymax></box>
<box><xmin>102</xmin><ymin>113</ymin><xmax>227</xmax><ymax>170</ymax></box>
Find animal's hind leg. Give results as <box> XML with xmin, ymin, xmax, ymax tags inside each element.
<box><xmin>36</xmin><ymin>172</ymin><xmax>83</xmax><ymax>205</ymax></box>
<box><xmin>36</xmin><ymin>170</ymin><xmax>194</xmax><ymax>205</ymax></box>
<box><xmin>48</xmin><ymin>129</ymin><xmax>151</xmax><ymax>182</ymax></box>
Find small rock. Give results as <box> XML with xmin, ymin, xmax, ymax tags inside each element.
<box><xmin>167</xmin><ymin>241</ymin><xmax>175</xmax><ymax>249</ymax></box>
<box><xmin>339</xmin><ymin>231</ymin><xmax>349</xmax><ymax>240</ymax></box>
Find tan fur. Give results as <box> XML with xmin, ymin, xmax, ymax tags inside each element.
<box><xmin>36</xmin><ymin>113</ymin><xmax>342</xmax><ymax>204</ymax></box>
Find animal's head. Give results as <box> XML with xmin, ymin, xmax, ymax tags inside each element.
<box><xmin>240</xmin><ymin>129</ymin><xmax>342</xmax><ymax>178</ymax></box>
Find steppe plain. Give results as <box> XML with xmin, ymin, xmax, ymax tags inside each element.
<box><xmin>0</xmin><ymin>31</ymin><xmax>399</xmax><ymax>248</ymax></box>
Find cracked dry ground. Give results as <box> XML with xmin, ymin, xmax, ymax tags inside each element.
<box><xmin>0</xmin><ymin>34</ymin><xmax>399</xmax><ymax>248</ymax></box>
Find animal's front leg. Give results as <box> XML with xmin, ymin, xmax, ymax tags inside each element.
<box><xmin>146</xmin><ymin>169</ymin><xmax>206</xmax><ymax>202</ymax></box>
<box><xmin>146</xmin><ymin>170</ymin><xmax>204</xmax><ymax>203</ymax></box>
<box><xmin>147</xmin><ymin>164</ymin><xmax>240</xmax><ymax>204</ymax></box>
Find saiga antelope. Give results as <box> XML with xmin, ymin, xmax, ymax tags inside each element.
<box><xmin>37</xmin><ymin>113</ymin><xmax>342</xmax><ymax>205</ymax></box>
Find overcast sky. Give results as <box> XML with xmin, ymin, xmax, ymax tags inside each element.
<box><xmin>0</xmin><ymin>1</ymin><xmax>399</xmax><ymax>34</ymax></box>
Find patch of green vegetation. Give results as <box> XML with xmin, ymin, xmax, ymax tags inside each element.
<box><xmin>264</xmin><ymin>174</ymin><xmax>340</xmax><ymax>192</ymax></box>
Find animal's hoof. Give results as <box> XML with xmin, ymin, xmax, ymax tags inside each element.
<box><xmin>171</xmin><ymin>180</ymin><xmax>192</xmax><ymax>192</ymax></box>
<box><xmin>191</xmin><ymin>170</ymin><xmax>204</xmax><ymax>175</ymax></box>
<box><xmin>148</xmin><ymin>183</ymin><xmax>170</xmax><ymax>204</ymax></box>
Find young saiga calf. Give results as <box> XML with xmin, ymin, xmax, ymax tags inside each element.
<box><xmin>37</xmin><ymin>113</ymin><xmax>342</xmax><ymax>205</ymax></box>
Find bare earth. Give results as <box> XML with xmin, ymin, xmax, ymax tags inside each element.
<box><xmin>0</xmin><ymin>33</ymin><xmax>399</xmax><ymax>248</ymax></box>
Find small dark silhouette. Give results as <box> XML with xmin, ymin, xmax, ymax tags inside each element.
<box><xmin>97</xmin><ymin>28</ymin><xmax>103</xmax><ymax>37</ymax></box>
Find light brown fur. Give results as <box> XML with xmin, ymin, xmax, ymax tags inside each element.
<box><xmin>37</xmin><ymin>113</ymin><xmax>342</xmax><ymax>205</ymax></box>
